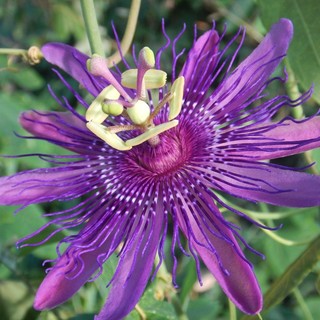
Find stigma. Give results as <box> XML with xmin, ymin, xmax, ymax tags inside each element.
<box><xmin>85</xmin><ymin>47</ymin><xmax>184</xmax><ymax>151</ymax></box>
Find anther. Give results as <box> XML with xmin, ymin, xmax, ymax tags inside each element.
<box><xmin>121</xmin><ymin>69</ymin><xmax>167</xmax><ymax>90</ymax></box>
<box><xmin>169</xmin><ymin>76</ymin><xmax>185</xmax><ymax>120</ymax></box>
<box><xmin>86</xmin><ymin>121</ymin><xmax>132</xmax><ymax>151</ymax></box>
<box><xmin>125</xmin><ymin>120</ymin><xmax>179</xmax><ymax>147</ymax></box>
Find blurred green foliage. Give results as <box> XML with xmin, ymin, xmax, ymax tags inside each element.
<box><xmin>0</xmin><ymin>0</ymin><xmax>319</xmax><ymax>320</ymax></box>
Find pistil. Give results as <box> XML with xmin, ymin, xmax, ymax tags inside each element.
<box><xmin>136</xmin><ymin>47</ymin><xmax>155</xmax><ymax>99</ymax></box>
<box><xmin>87</xmin><ymin>55</ymin><xmax>132</xmax><ymax>102</ymax></box>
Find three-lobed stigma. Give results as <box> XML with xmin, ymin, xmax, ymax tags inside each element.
<box><xmin>85</xmin><ymin>47</ymin><xmax>185</xmax><ymax>151</ymax></box>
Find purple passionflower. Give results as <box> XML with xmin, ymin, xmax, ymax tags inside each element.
<box><xmin>1</xmin><ymin>18</ymin><xmax>320</xmax><ymax>319</ymax></box>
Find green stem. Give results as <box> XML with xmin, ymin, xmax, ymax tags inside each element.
<box><xmin>229</xmin><ymin>299</ymin><xmax>237</xmax><ymax>320</ymax></box>
<box><xmin>293</xmin><ymin>288</ymin><xmax>314</xmax><ymax>320</ymax></box>
<box><xmin>171</xmin><ymin>295</ymin><xmax>189</xmax><ymax>320</ymax></box>
<box><xmin>0</xmin><ymin>46</ymin><xmax>42</xmax><ymax>65</ymax></box>
<box><xmin>107</xmin><ymin>0</ymin><xmax>141</xmax><ymax>67</ymax></box>
<box><xmin>80</xmin><ymin>0</ymin><xmax>105</xmax><ymax>56</ymax></box>
<box><xmin>0</xmin><ymin>48</ymin><xmax>27</xmax><ymax>55</ymax></box>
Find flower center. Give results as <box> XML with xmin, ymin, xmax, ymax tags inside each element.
<box><xmin>133</xmin><ymin>126</ymin><xmax>191</xmax><ymax>176</ymax></box>
<box><xmin>84</xmin><ymin>47</ymin><xmax>185</xmax><ymax>151</ymax></box>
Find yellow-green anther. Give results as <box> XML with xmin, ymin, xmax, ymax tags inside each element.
<box><xmin>86</xmin><ymin>121</ymin><xmax>132</xmax><ymax>151</ymax></box>
<box><xmin>85</xmin><ymin>85</ymin><xmax>120</xmax><ymax>123</ymax></box>
<box><xmin>121</xmin><ymin>69</ymin><xmax>167</xmax><ymax>89</ymax></box>
<box><xmin>139</xmin><ymin>47</ymin><xmax>155</xmax><ymax>68</ymax></box>
<box><xmin>127</xmin><ymin>100</ymin><xmax>151</xmax><ymax>125</ymax></box>
<box><xmin>169</xmin><ymin>76</ymin><xmax>185</xmax><ymax>120</ymax></box>
<box><xmin>125</xmin><ymin>120</ymin><xmax>179</xmax><ymax>147</ymax></box>
<box><xmin>102</xmin><ymin>102</ymin><xmax>124</xmax><ymax>116</ymax></box>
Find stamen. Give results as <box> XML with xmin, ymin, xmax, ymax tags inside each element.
<box><xmin>169</xmin><ymin>76</ymin><xmax>185</xmax><ymax>120</ymax></box>
<box><xmin>121</xmin><ymin>69</ymin><xmax>167</xmax><ymax>90</ymax></box>
<box><xmin>107</xmin><ymin>124</ymin><xmax>138</xmax><ymax>134</ymax></box>
<box><xmin>125</xmin><ymin>120</ymin><xmax>179</xmax><ymax>147</ymax></box>
<box><xmin>86</xmin><ymin>85</ymin><xmax>120</xmax><ymax>123</ymax></box>
<box><xmin>87</xmin><ymin>55</ymin><xmax>132</xmax><ymax>102</ymax></box>
<box><xmin>86</xmin><ymin>121</ymin><xmax>132</xmax><ymax>151</ymax></box>
<box><xmin>148</xmin><ymin>92</ymin><xmax>173</xmax><ymax>123</ymax></box>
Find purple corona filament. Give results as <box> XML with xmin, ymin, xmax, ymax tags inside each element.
<box><xmin>1</xmin><ymin>19</ymin><xmax>320</xmax><ymax>320</ymax></box>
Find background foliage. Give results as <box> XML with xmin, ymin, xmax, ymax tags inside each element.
<box><xmin>0</xmin><ymin>0</ymin><xmax>319</xmax><ymax>320</ymax></box>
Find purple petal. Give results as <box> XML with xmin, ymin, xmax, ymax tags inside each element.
<box><xmin>96</xmin><ymin>207</ymin><xmax>164</xmax><ymax>320</ymax></box>
<box><xmin>34</xmin><ymin>247</ymin><xmax>101</xmax><ymax>310</ymax></box>
<box><xmin>180</xmin><ymin>29</ymin><xmax>219</xmax><ymax>89</ymax></box>
<box><xmin>0</xmin><ymin>165</ymin><xmax>92</xmax><ymax>206</ymax></box>
<box><xmin>210</xmin><ymin>161</ymin><xmax>320</xmax><ymax>207</ymax></box>
<box><xmin>177</xmin><ymin>194</ymin><xmax>262</xmax><ymax>314</ymax></box>
<box><xmin>228</xmin><ymin>117</ymin><xmax>320</xmax><ymax>160</ymax></box>
<box><xmin>20</xmin><ymin>111</ymin><xmax>90</xmax><ymax>154</ymax></box>
<box><xmin>211</xmin><ymin>19</ymin><xmax>293</xmax><ymax>117</ymax></box>
<box><xmin>42</xmin><ymin>43</ymin><xmax>107</xmax><ymax>96</ymax></box>
<box><xmin>34</xmin><ymin>211</ymin><xmax>125</xmax><ymax>310</ymax></box>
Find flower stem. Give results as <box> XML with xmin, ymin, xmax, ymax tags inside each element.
<box><xmin>107</xmin><ymin>0</ymin><xmax>141</xmax><ymax>67</ymax></box>
<box><xmin>0</xmin><ymin>48</ymin><xmax>27</xmax><ymax>55</ymax></box>
<box><xmin>171</xmin><ymin>295</ymin><xmax>189</xmax><ymax>320</ymax></box>
<box><xmin>80</xmin><ymin>0</ymin><xmax>105</xmax><ymax>56</ymax></box>
<box><xmin>229</xmin><ymin>299</ymin><xmax>237</xmax><ymax>320</ymax></box>
<box><xmin>0</xmin><ymin>47</ymin><xmax>42</xmax><ymax>65</ymax></box>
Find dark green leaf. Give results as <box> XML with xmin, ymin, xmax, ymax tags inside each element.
<box><xmin>7</xmin><ymin>67</ymin><xmax>45</xmax><ymax>91</ymax></box>
<box><xmin>126</xmin><ymin>286</ymin><xmax>177</xmax><ymax>320</ymax></box>
<box><xmin>258</xmin><ymin>0</ymin><xmax>320</xmax><ymax>103</ymax></box>
<box><xmin>0</xmin><ymin>204</ymin><xmax>65</xmax><ymax>260</ymax></box>
<box><xmin>69</xmin><ymin>314</ymin><xmax>96</xmax><ymax>320</ymax></box>
<box><xmin>179</xmin><ymin>259</ymin><xmax>197</xmax><ymax>305</ymax></box>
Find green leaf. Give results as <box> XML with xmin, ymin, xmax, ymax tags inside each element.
<box><xmin>0</xmin><ymin>91</ymin><xmax>72</xmax><ymax>174</ymax></box>
<box><xmin>310</xmin><ymin>148</ymin><xmax>320</xmax><ymax>173</ymax></box>
<box><xmin>257</xmin><ymin>0</ymin><xmax>320</xmax><ymax>103</ymax></box>
<box><xmin>0</xmin><ymin>280</ymin><xmax>36</xmax><ymax>320</ymax></box>
<box><xmin>179</xmin><ymin>259</ymin><xmax>197</xmax><ymax>305</ymax></box>
<box><xmin>0</xmin><ymin>204</ymin><xmax>65</xmax><ymax>259</ymax></box>
<box><xmin>7</xmin><ymin>67</ymin><xmax>45</xmax><ymax>91</ymax></box>
<box><xmin>126</xmin><ymin>286</ymin><xmax>177</xmax><ymax>320</ymax></box>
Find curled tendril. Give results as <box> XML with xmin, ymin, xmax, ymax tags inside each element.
<box><xmin>25</xmin><ymin>46</ymin><xmax>43</xmax><ymax>65</ymax></box>
<box><xmin>0</xmin><ymin>46</ymin><xmax>43</xmax><ymax>66</ymax></box>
